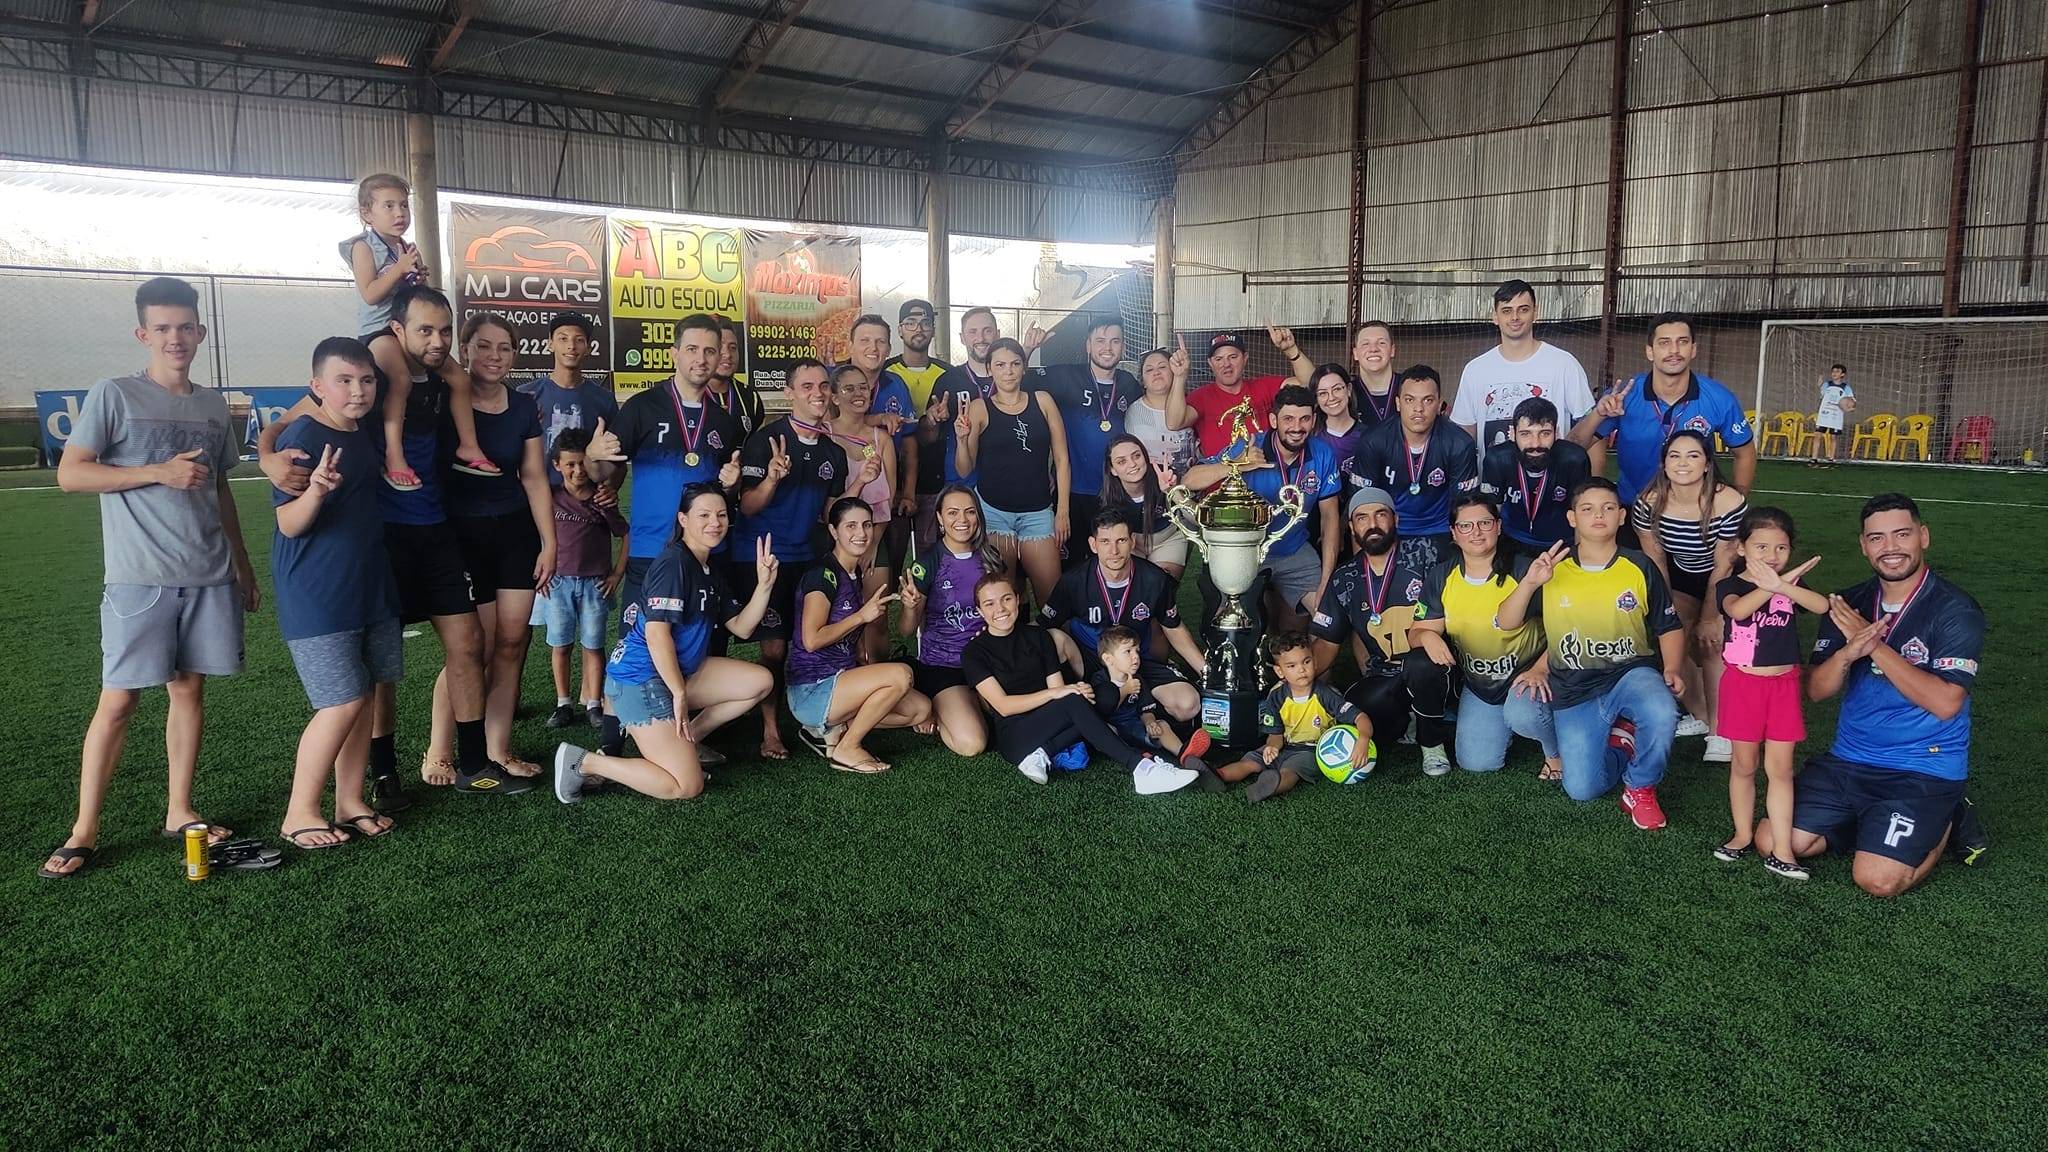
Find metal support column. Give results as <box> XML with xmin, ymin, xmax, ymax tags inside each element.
<box><xmin>1941</xmin><ymin>0</ymin><xmax>1986</xmax><ymax>316</ymax></box>
<box><xmin>925</xmin><ymin>137</ymin><xmax>952</xmax><ymax>362</ymax></box>
<box><xmin>1344</xmin><ymin>0</ymin><xmax>1371</xmax><ymax>336</ymax></box>
<box><xmin>406</xmin><ymin>111</ymin><xmax>444</xmax><ymax>284</ymax></box>
<box><xmin>1153</xmin><ymin>195</ymin><xmax>1175</xmax><ymax>347</ymax></box>
<box><xmin>1596</xmin><ymin>0</ymin><xmax>1631</xmax><ymax>389</ymax></box>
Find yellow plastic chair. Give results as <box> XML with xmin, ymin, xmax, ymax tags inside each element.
<box><xmin>1850</xmin><ymin>414</ymin><xmax>1895</xmax><ymax>460</ymax></box>
<box><xmin>1793</xmin><ymin>414</ymin><xmax>1821</xmax><ymax>457</ymax></box>
<box><xmin>1758</xmin><ymin>411</ymin><xmax>1804</xmax><ymax>456</ymax></box>
<box><xmin>1890</xmin><ymin>414</ymin><xmax>1932</xmax><ymax>461</ymax></box>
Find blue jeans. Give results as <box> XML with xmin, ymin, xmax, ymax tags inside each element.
<box><xmin>1551</xmin><ymin>665</ymin><xmax>1677</xmax><ymax>800</ymax></box>
<box><xmin>1453</xmin><ymin>685</ymin><xmax>1558</xmax><ymax>773</ymax></box>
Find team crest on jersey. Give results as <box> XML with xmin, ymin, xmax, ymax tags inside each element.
<box><xmin>1132</xmin><ymin>603</ymin><xmax>1151</xmax><ymax>622</ymax></box>
<box><xmin>1406</xmin><ymin>578</ymin><xmax>1423</xmax><ymax>600</ymax></box>
<box><xmin>1683</xmin><ymin>415</ymin><xmax>1711</xmax><ymax>434</ymax></box>
<box><xmin>621</xmin><ymin>603</ymin><xmax>639</xmax><ymax>627</ymax></box>
<box><xmin>1312</xmin><ymin>714</ymin><xmax>1326</xmax><ymax>730</ymax></box>
<box><xmin>1900</xmin><ymin>637</ymin><xmax>1929</xmax><ymax>665</ymax></box>
<box><xmin>1552</xmin><ymin>486</ymin><xmax>1566</xmax><ymax>500</ymax></box>
<box><xmin>1427</xmin><ymin>468</ymin><xmax>1445</xmax><ymax>487</ymax></box>
<box><xmin>1616</xmin><ymin>589</ymin><xmax>1639</xmax><ymax>612</ymax></box>
<box><xmin>819</xmin><ymin>460</ymin><xmax>835</xmax><ymax>480</ymax></box>
<box><xmin>1303</xmin><ymin>474</ymin><xmax>1320</xmax><ymax>493</ymax></box>
<box><xmin>708</xmin><ymin>431</ymin><xmax>725</xmax><ymax>451</ymax></box>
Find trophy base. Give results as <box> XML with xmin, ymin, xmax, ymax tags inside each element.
<box><xmin>1200</xmin><ymin>603</ymin><xmax>1267</xmax><ymax>753</ymax></box>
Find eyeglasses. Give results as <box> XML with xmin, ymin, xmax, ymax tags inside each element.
<box><xmin>1453</xmin><ymin>518</ymin><xmax>1499</xmax><ymax>533</ymax></box>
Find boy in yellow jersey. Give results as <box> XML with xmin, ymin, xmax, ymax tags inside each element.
<box><xmin>1219</xmin><ymin>632</ymin><xmax>1366</xmax><ymax>803</ymax></box>
<box><xmin>1499</xmin><ymin>477</ymin><xmax>1683</xmax><ymax>829</ymax></box>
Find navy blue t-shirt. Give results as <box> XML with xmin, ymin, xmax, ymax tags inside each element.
<box><xmin>734</xmin><ymin>416</ymin><xmax>850</xmax><ymax>563</ymax></box>
<box><xmin>1036</xmin><ymin>364</ymin><xmax>1142</xmax><ymax>497</ymax></box>
<box><xmin>374</xmin><ymin>370</ymin><xmax>450</xmax><ymax>527</ymax></box>
<box><xmin>519</xmin><ymin>377</ymin><xmax>618</xmax><ymax>485</ymax></box>
<box><xmin>1812</xmin><ymin>571</ymin><xmax>1983</xmax><ymax>782</ymax></box>
<box><xmin>611</xmin><ymin>383</ymin><xmax>744</xmax><ymax>561</ymax></box>
<box><xmin>443</xmin><ymin>388</ymin><xmax>541</xmax><ymax>517</ymax></box>
<box><xmin>271</xmin><ymin>417</ymin><xmax>399</xmax><ymax>641</ymax></box>
<box><xmin>606</xmin><ymin>543</ymin><xmax>735</xmax><ymax>684</ymax></box>
<box><xmin>1350</xmin><ymin>418</ymin><xmax>1479</xmax><ymax>537</ymax></box>
<box><xmin>1478</xmin><ymin>439</ymin><xmax>1590</xmax><ymax>550</ymax></box>
<box><xmin>1042</xmin><ymin>556</ymin><xmax>1182</xmax><ymax>663</ymax></box>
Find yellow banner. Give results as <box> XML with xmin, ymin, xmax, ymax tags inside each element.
<box><xmin>607</xmin><ymin>218</ymin><xmax>744</xmax><ymax>394</ymax></box>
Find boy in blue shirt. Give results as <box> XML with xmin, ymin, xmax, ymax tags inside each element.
<box><xmin>271</xmin><ymin>338</ymin><xmax>405</xmax><ymax>849</ymax></box>
<box><xmin>519</xmin><ymin>310</ymin><xmax>616</xmax><ymax>484</ymax></box>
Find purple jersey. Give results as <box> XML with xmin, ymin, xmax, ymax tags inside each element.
<box><xmin>909</xmin><ymin>546</ymin><xmax>989</xmax><ymax>668</ymax></box>
<box><xmin>786</xmin><ymin>559</ymin><xmax>863</xmax><ymax>686</ymax></box>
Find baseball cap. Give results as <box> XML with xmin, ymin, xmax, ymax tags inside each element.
<box><xmin>899</xmin><ymin>299</ymin><xmax>936</xmax><ymax>322</ymax></box>
<box><xmin>1348</xmin><ymin>486</ymin><xmax>1395</xmax><ymax>517</ymax></box>
<box><xmin>549</xmin><ymin>311</ymin><xmax>593</xmax><ymax>337</ymax></box>
<box><xmin>1208</xmin><ymin>332</ymin><xmax>1245</xmax><ymax>355</ymax></box>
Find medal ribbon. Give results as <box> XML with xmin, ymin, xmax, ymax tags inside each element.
<box><xmin>787</xmin><ymin>415</ymin><xmax>828</xmax><ymax>439</ymax></box>
<box><xmin>1405</xmin><ymin>442</ymin><xmax>1428</xmax><ymax>491</ymax></box>
<box><xmin>1096</xmin><ymin>375</ymin><xmax>1119</xmax><ymax>427</ymax></box>
<box><xmin>668</xmin><ymin>383</ymin><xmax>704</xmax><ymax>460</ymax></box>
<box><xmin>1096</xmin><ymin>567</ymin><xmax>1132</xmax><ymax>625</ymax></box>
<box><xmin>1360</xmin><ymin>557</ymin><xmax>1392</xmax><ymax>620</ymax></box>
<box><xmin>1516</xmin><ymin>463</ymin><xmax>1547</xmax><ymax>525</ymax></box>
<box><xmin>1872</xmin><ymin>570</ymin><xmax>1930</xmax><ymax>641</ymax></box>
<box><xmin>1361</xmin><ymin>383</ymin><xmax>1393</xmax><ymax>423</ymax></box>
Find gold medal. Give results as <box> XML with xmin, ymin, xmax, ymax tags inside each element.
<box><xmin>684</xmin><ymin>452</ymin><xmax>700</xmax><ymax>467</ymax></box>
<box><xmin>1099</xmin><ymin>419</ymin><xmax>1113</xmax><ymax>432</ymax></box>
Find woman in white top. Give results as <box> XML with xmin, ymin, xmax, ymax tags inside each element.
<box><xmin>1122</xmin><ymin>343</ymin><xmax>1199</xmax><ymax>476</ymax></box>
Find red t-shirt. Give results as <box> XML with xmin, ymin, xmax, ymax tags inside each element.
<box><xmin>1188</xmin><ymin>374</ymin><xmax>1288</xmax><ymax>458</ymax></box>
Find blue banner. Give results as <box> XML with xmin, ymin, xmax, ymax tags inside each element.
<box><xmin>34</xmin><ymin>390</ymin><xmax>88</xmax><ymax>466</ymax></box>
<box><xmin>228</xmin><ymin>387</ymin><xmax>310</xmax><ymax>457</ymax></box>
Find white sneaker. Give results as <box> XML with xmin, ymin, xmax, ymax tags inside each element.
<box><xmin>1133</xmin><ymin>756</ymin><xmax>1198</xmax><ymax>795</ymax></box>
<box><xmin>1675</xmin><ymin>714</ymin><xmax>1711</xmax><ymax>738</ymax></box>
<box><xmin>1018</xmin><ymin>747</ymin><xmax>1051</xmax><ymax>785</ymax></box>
<box><xmin>1703</xmin><ymin>735</ymin><xmax>1732</xmax><ymax>763</ymax></box>
<box><xmin>1398</xmin><ymin>716</ymin><xmax>1417</xmax><ymax>745</ymax></box>
<box><xmin>1420</xmin><ymin>744</ymin><xmax>1451</xmax><ymax>776</ymax></box>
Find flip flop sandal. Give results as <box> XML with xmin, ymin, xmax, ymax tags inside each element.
<box><xmin>160</xmin><ymin>820</ymin><xmax>234</xmax><ymax>843</ymax></box>
<box><xmin>695</xmin><ymin>745</ymin><xmax>727</xmax><ymax>766</ymax></box>
<box><xmin>338</xmin><ymin>814</ymin><xmax>395</xmax><ymax>839</ymax></box>
<box><xmin>383</xmin><ymin>469</ymin><xmax>422</xmax><ymax>492</ymax></box>
<box><xmin>38</xmin><ymin>845</ymin><xmax>94</xmax><ymax>879</ymax></box>
<box><xmin>211</xmin><ymin>839</ymin><xmax>283</xmax><ymax>870</ymax></box>
<box><xmin>828</xmin><ymin>754</ymin><xmax>888</xmax><ymax>775</ymax></box>
<box><xmin>452</xmin><ymin>457</ymin><xmax>502</xmax><ymax>477</ymax></box>
<box><xmin>285</xmin><ymin>826</ymin><xmax>351</xmax><ymax>850</ymax></box>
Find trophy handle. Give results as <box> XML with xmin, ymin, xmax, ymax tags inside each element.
<box><xmin>1164</xmin><ymin>484</ymin><xmax>1205</xmax><ymax>543</ymax></box>
<box><xmin>1257</xmin><ymin>484</ymin><xmax>1307</xmax><ymax>563</ymax></box>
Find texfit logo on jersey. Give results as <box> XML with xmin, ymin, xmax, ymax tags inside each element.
<box><xmin>1555</xmin><ymin>631</ymin><xmax>1638</xmax><ymax>668</ymax></box>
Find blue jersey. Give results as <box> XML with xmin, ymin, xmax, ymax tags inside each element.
<box><xmin>1596</xmin><ymin>372</ymin><xmax>1753</xmax><ymax>505</ymax></box>
<box><xmin>519</xmin><ymin>377</ymin><xmax>618</xmax><ymax>485</ymax></box>
<box><xmin>1210</xmin><ymin>433</ymin><xmax>1340</xmax><ymax>560</ymax></box>
<box><xmin>442</xmin><ymin>389</ymin><xmax>540</xmax><ymax>517</ymax></box>
<box><xmin>606</xmin><ymin>543</ymin><xmax>734</xmax><ymax>683</ymax></box>
<box><xmin>374</xmin><ymin>371</ymin><xmax>451</xmax><ymax>526</ymax></box>
<box><xmin>932</xmin><ymin>364</ymin><xmax>994</xmax><ymax>486</ymax></box>
<box><xmin>1350</xmin><ymin>419</ymin><xmax>1479</xmax><ymax>538</ymax></box>
<box><xmin>734</xmin><ymin>416</ymin><xmax>850</xmax><ymax>563</ymax></box>
<box><xmin>271</xmin><ymin>417</ymin><xmax>398</xmax><ymax>641</ymax></box>
<box><xmin>611</xmin><ymin>384</ymin><xmax>744</xmax><ymax>560</ymax></box>
<box><xmin>1812</xmin><ymin>571</ymin><xmax>1983</xmax><ymax>782</ymax></box>
<box><xmin>868</xmin><ymin>373</ymin><xmax>917</xmax><ymax>444</ymax></box>
<box><xmin>1036</xmin><ymin>364</ymin><xmax>1142</xmax><ymax>497</ymax></box>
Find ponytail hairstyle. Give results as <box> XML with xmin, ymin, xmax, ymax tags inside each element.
<box><xmin>670</xmin><ymin>481</ymin><xmax>731</xmax><ymax>547</ymax></box>
<box><xmin>931</xmin><ymin>482</ymin><xmax>1003</xmax><ymax>573</ymax></box>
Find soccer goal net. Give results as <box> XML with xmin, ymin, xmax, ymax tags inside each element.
<box><xmin>1752</xmin><ymin>317</ymin><xmax>2048</xmax><ymax>467</ymax></box>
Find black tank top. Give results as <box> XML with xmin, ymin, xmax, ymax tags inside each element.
<box><xmin>977</xmin><ymin>391</ymin><xmax>1056</xmax><ymax>513</ymax></box>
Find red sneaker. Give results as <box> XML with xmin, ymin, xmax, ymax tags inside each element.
<box><xmin>1607</xmin><ymin>717</ymin><xmax>1637</xmax><ymax>760</ymax></box>
<box><xmin>1620</xmin><ymin>784</ymin><xmax>1667</xmax><ymax>830</ymax></box>
<box><xmin>1180</xmin><ymin>725</ymin><xmax>1213</xmax><ymax>766</ymax></box>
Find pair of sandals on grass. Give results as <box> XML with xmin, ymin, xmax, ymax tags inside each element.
<box><xmin>39</xmin><ymin>821</ymin><xmax>290</xmax><ymax>879</ymax></box>
<box><xmin>383</xmin><ymin>455</ymin><xmax>499</xmax><ymax>492</ymax></box>
<box><xmin>284</xmin><ymin>811</ymin><xmax>396</xmax><ymax>850</ymax></box>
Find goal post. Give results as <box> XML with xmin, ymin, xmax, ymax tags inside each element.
<box><xmin>1751</xmin><ymin>316</ymin><xmax>2048</xmax><ymax>467</ymax></box>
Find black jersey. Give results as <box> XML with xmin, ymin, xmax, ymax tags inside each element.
<box><xmin>1041</xmin><ymin>556</ymin><xmax>1183</xmax><ymax>663</ymax></box>
<box><xmin>1350</xmin><ymin>418</ymin><xmax>1479</xmax><ymax>537</ymax></box>
<box><xmin>1309</xmin><ymin>551</ymin><xmax>1430</xmax><ymax>674</ymax></box>
<box><xmin>1478</xmin><ymin>439</ymin><xmax>1590</xmax><ymax>551</ymax></box>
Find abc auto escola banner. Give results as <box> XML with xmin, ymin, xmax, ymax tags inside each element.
<box><xmin>607</xmin><ymin>218</ymin><xmax>743</xmax><ymax>396</ymax></box>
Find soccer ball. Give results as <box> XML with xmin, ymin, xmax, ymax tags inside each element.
<box><xmin>1315</xmin><ymin>724</ymin><xmax>1376</xmax><ymax>784</ymax></box>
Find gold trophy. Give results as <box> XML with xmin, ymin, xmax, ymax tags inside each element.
<box><xmin>1164</xmin><ymin>398</ymin><xmax>1305</xmax><ymax>747</ymax></box>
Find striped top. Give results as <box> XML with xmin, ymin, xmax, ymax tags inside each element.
<box><xmin>1632</xmin><ymin>493</ymin><xmax>1745</xmax><ymax>575</ymax></box>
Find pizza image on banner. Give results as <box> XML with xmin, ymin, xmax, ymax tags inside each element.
<box><xmin>608</xmin><ymin>218</ymin><xmax>744</xmax><ymax>395</ymax></box>
<box><xmin>743</xmin><ymin>232</ymin><xmax>862</xmax><ymax>392</ymax></box>
<box><xmin>450</xmin><ymin>203</ymin><xmax>608</xmax><ymax>374</ymax></box>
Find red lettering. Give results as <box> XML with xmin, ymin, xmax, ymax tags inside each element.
<box><xmin>613</xmin><ymin>224</ymin><xmax>658</xmax><ymax>279</ymax></box>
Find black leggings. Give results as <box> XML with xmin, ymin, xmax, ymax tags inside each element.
<box><xmin>1345</xmin><ymin>649</ymin><xmax>1459</xmax><ymax>749</ymax></box>
<box><xmin>995</xmin><ymin>696</ymin><xmax>1147</xmax><ymax>770</ymax></box>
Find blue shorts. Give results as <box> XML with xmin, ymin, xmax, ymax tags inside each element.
<box><xmin>1793</xmin><ymin>753</ymin><xmax>1966</xmax><ymax>868</ymax></box>
<box><xmin>788</xmin><ymin>674</ymin><xmax>841</xmax><ymax>729</ymax></box>
<box><xmin>981</xmin><ymin>503</ymin><xmax>1055</xmax><ymax>542</ymax></box>
<box><xmin>604</xmin><ymin>674</ymin><xmax>675</xmax><ymax>729</ymax></box>
<box><xmin>536</xmin><ymin>574</ymin><xmax>610</xmax><ymax>650</ymax></box>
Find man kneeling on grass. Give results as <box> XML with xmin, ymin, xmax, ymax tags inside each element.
<box><xmin>553</xmin><ymin>483</ymin><xmax>776</xmax><ymax>802</ymax></box>
<box><xmin>1755</xmin><ymin>493</ymin><xmax>1989</xmax><ymax>896</ymax></box>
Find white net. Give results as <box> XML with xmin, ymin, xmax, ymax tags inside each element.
<box><xmin>1753</xmin><ymin>319</ymin><xmax>2048</xmax><ymax>467</ymax></box>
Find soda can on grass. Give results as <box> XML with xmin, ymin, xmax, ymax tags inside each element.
<box><xmin>184</xmin><ymin>824</ymin><xmax>209</xmax><ymax>882</ymax></box>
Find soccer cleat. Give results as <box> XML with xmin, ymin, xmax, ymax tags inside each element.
<box><xmin>553</xmin><ymin>743</ymin><xmax>589</xmax><ymax>805</ymax></box>
<box><xmin>1244</xmin><ymin>768</ymin><xmax>1282</xmax><ymax>804</ymax></box>
<box><xmin>1713</xmin><ymin>841</ymin><xmax>1753</xmax><ymax>863</ymax></box>
<box><xmin>1763</xmin><ymin>854</ymin><xmax>1810</xmax><ymax>881</ymax></box>
<box><xmin>369</xmin><ymin>773</ymin><xmax>414</xmax><ymax>814</ymax></box>
<box><xmin>1608</xmin><ymin>718</ymin><xmax>1637</xmax><ymax>761</ymax></box>
<box><xmin>1017</xmin><ymin>748</ymin><xmax>1051</xmax><ymax>785</ymax></box>
<box><xmin>1420</xmin><ymin>745</ymin><xmax>1451</xmax><ymax>777</ymax></box>
<box><xmin>455</xmin><ymin>762</ymin><xmax>534</xmax><ymax>795</ymax></box>
<box><xmin>1703</xmin><ymin>735</ymin><xmax>1732</xmax><ymax>763</ymax></box>
<box><xmin>546</xmin><ymin>703</ymin><xmax>581</xmax><ymax>729</ymax></box>
<box><xmin>1675</xmin><ymin>714</ymin><xmax>1710</xmax><ymax>739</ymax></box>
<box><xmin>1949</xmin><ymin>796</ymin><xmax>1988</xmax><ymax>866</ymax></box>
<box><xmin>1620</xmin><ymin>784</ymin><xmax>1667</xmax><ymax>830</ymax></box>
<box><xmin>1052</xmin><ymin>742</ymin><xmax>1090</xmax><ymax>772</ymax></box>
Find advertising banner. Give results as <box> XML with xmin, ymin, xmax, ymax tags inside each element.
<box><xmin>34</xmin><ymin>389</ymin><xmax>86</xmax><ymax>466</ymax></box>
<box><xmin>742</xmin><ymin>231</ymin><xmax>863</xmax><ymax>392</ymax></box>
<box><xmin>450</xmin><ymin>202</ymin><xmax>609</xmax><ymax>374</ymax></box>
<box><xmin>227</xmin><ymin>386</ymin><xmax>313</xmax><ymax>457</ymax></box>
<box><xmin>607</xmin><ymin>218</ymin><xmax>743</xmax><ymax>395</ymax></box>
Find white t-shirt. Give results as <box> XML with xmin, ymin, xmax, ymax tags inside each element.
<box><xmin>1452</xmin><ymin>342</ymin><xmax>1596</xmax><ymax>456</ymax></box>
<box><xmin>1816</xmin><ymin>382</ymin><xmax>1853</xmax><ymax>429</ymax></box>
<box><xmin>1124</xmin><ymin>395</ymin><xmax>1197</xmax><ymax>473</ymax></box>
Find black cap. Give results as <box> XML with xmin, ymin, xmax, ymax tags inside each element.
<box><xmin>1208</xmin><ymin>332</ymin><xmax>1246</xmax><ymax>355</ymax></box>
<box><xmin>899</xmin><ymin>299</ymin><xmax>936</xmax><ymax>322</ymax></box>
<box><xmin>549</xmin><ymin>311</ymin><xmax>593</xmax><ymax>337</ymax></box>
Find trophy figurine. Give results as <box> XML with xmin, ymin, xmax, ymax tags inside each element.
<box><xmin>1164</xmin><ymin>399</ymin><xmax>1304</xmax><ymax>750</ymax></box>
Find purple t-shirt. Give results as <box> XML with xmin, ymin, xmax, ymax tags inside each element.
<box><xmin>787</xmin><ymin>559</ymin><xmax>863</xmax><ymax>686</ymax></box>
<box><xmin>909</xmin><ymin>546</ymin><xmax>988</xmax><ymax>668</ymax></box>
<box><xmin>551</xmin><ymin>486</ymin><xmax>627</xmax><ymax>579</ymax></box>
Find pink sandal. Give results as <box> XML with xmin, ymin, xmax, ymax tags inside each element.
<box><xmin>452</xmin><ymin>457</ymin><xmax>502</xmax><ymax>477</ymax></box>
<box><xmin>383</xmin><ymin>468</ymin><xmax>422</xmax><ymax>491</ymax></box>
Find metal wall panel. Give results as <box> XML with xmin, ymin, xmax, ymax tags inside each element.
<box><xmin>81</xmin><ymin>81</ymin><xmax>238</xmax><ymax>174</ymax></box>
<box><xmin>1781</xmin><ymin>74</ymin><xmax>1958</xmax><ymax>160</ymax></box>
<box><xmin>555</xmin><ymin>133</ymin><xmax>685</xmax><ymax>213</ymax></box>
<box><xmin>1982</xmin><ymin>0</ymin><xmax>2048</xmax><ymax>65</ymax></box>
<box><xmin>1257</xmin><ymin>153</ymin><xmax>1350</xmax><ymax>218</ymax></box>
<box><xmin>0</xmin><ymin>68</ymin><xmax>79</xmax><ymax>162</ymax></box>
<box><xmin>1365</xmin><ymin>43</ymin><xmax>1610</xmax><ymax>143</ymax></box>
<box><xmin>1974</xmin><ymin>61</ymin><xmax>2045</xmax><ymax>144</ymax></box>
<box><xmin>1627</xmin><ymin>98</ymin><xmax>1779</xmax><ymax>178</ymax></box>
<box><xmin>1374</xmin><ymin>0</ymin><xmax>1612</xmax><ymax>72</ymax></box>
<box><xmin>1264</xmin><ymin>88</ymin><xmax>1354</xmax><ymax>162</ymax></box>
<box><xmin>1630</xmin><ymin>0</ymin><xmax>1963</xmax><ymax>108</ymax></box>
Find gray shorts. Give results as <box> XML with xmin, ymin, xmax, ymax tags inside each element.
<box><xmin>100</xmin><ymin>583</ymin><xmax>245</xmax><ymax>689</ymax></box>
<box><xmin>286</xmin><ymin>619</ymin><xmax>405</xmax><ymax>709</ymax></box>
<box><xmin>1264</xmin><ymin>545</ymin><xmax>1325</xmax><ymax>613</ymax></box>
<box><xmin>1238</xmin><ymin>747</ymin><xmax>1320</xmax><ymax>783</ymax></box>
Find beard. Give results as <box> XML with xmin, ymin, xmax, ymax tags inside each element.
<box><xmin>1360</xmin><ymin>528</ymin><xmax>1395</xmax><ymax>556</ymax></box>
<box><xmin>1519</xmin><ymin>446</ymin><xmax>1552</xmax><ymax>471</ymax></box>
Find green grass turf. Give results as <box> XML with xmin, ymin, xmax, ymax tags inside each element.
<box><xmin>2</xmin><ymin>461</ymin><xmax>2045</xmax><ymax>1149</ymax></box>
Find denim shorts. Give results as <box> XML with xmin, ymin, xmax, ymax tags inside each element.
<box><xmin>981</xmin><ymin>503</ymin><xmax>1055</xmax><ymax>542</ymax></box>
<box><xmin>787</xmin><ymin>673</ymin><xmax>841</xmax><ymax>729</ymax></box>
<box><xmin>604</xmin><ymin>674</ymin><xmax>675</xmax><ymax>728</ymax></box>
<box><xmin>537</xmin><ymin>574</ymin><xmax>610</xmax><ymax>650</ymax></box>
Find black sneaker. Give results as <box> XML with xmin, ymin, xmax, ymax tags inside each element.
<box><xmin>545</xmin><ymin>703</ymin><xmax>581</xmax><ymax>729</ymax></box>
<box><xmin>1949</xmin><ymin>796</ymin><xmax>1988</xmax><ymax>866</ymax></box>
<box><xmin>587</xmin><ymin>705</ymin><xmax>605</xmax><ymax>730</ymax></box>
<box><xmin>454</xmin><ymin>762</ymin><xmax>534</xmax><ymax>795</ymax></box>
<box><xmin>370</xmin><ymin>773</ymin><xmax>414</xmax><ymax>813</ymax></box>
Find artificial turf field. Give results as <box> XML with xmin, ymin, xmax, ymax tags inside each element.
<box><xmin>1</xmin><ymin>459</ymin><xmax>2044</xmax><ymax>1149</ymax></box>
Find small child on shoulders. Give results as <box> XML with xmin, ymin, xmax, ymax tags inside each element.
<box><xmin>1714</xmin><ymin>507</ymin><xmax>1830</xmax><ymax>880</ymax></box>
<box><xmin>535</xmin><ymin>428</ymin><xmax>628</xmax><ymax>730</ymax></box>
<box><xmin>342</xmin><ymin>172</ymin><xmax>491</xmax><ymax>489</ymax></box>
<box><xmin>1220</xmin><ymin>631</ymin><xmax>1365</xmax><ymax>804</ymax></box>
